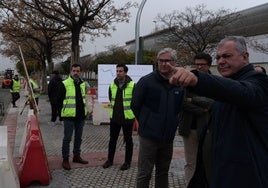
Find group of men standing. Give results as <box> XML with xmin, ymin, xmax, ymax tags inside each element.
<box><xmin>8</xmin><ymin>35</ymin><xmax>268</xmax><ymax>188</ymax></box>
<box><xmin>102</xmin><ymin>35</ymin><xmax>268</xmax><ymax>188</ymax></box>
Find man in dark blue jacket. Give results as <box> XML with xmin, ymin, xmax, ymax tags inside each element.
<box><xmin>131</xmin><ymin>47</ymin><xmax>184</xmax><ymax>188</ymax></box>
<box><xmin>169</xmin><ymin>36</ymin><xmax>268</xmax><ymax>188</ymax></box>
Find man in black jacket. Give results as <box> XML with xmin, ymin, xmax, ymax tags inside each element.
<box><xmin>179</xmin><ymin>53</ymin><xmax>214</xmax><ymax>186</ymax></box>
<box><xmin>102</xmin><ymin>64</ymin><xmax>136</xmax><ymax>171</ymax></box>
<box><xmin>131</xmin><ymin>48</ymin><xmax>184</xmax><ymax>188</ymax></box>
<box><xmin>58</xmin><ymin>64</ymin><xmax>89</xmax><ymax>170</ymax></box>
<box><xmin>48</xmin><ymin>70</ymin><xmax>62</xmax><ymax>126</ymax></box>
<box><xmin>169</xmin><ymin>36</ymin><xmax>268</xmax><ymax>188</ymax></box>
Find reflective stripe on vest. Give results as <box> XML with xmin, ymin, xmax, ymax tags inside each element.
<box><xmin>10</xmin><ymin>79</ymin><xmax>20</xmax><ymax>93</ymax></box>
<box><xmin>109</xmin><ymin>81</ymin><xmax>135</xmax><ymax>119</ymax></box>
<box><xmin>61</xmin><ymin>77</ymin><xmax>88</xmax><ymax>117</ymax></box>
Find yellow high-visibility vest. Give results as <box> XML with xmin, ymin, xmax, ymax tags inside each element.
<box><xmin>10</xmin><ymin>79</ymin><xmax>20</xmax><ymax>93</ymax></box>
<box><xmin>61</xmin><ymin>77</ymin><xmax>88</xmax><ymax>117</ymax></box>
<box><xmin>109</xmin><ymin>81</ymin><xmax>135</xmax><ymax>119</ymax></box>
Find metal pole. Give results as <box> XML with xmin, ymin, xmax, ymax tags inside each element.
<box><xmin>135</xmin><ymin>0</ymin><xmax>147</xmax><ymax>65</ymax></box>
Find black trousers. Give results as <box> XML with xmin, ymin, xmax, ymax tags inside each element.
<box><xmin>11</xmin><ymin>92</ymin><xmax>20</xmax><ymax>106</ymax></box>
<box><xmin>108</xmin><ymin>120</ymin><xmax>133</xmax><ymax>164</ymax></box>
<box><xmin>51</xmin><ymin>103</ymin><xmax>62</xmax><ymax>122</ymax></box>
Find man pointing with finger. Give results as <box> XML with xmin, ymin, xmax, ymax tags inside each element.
<box><xmin>170</xmin><ymin>36</ymin><xmax>268</xmax><ymax>188</ymax></box>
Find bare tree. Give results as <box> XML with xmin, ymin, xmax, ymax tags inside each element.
<box><xmin>249</xmin><ymin>37</ymin><xmax>268</xmax><ymax>54</ymax></box>
<box><xmin>18</xmin><ymin>0</ymin><xmax>137</xmax><ymax>64</ymax></box>
<box><xmin>0</xmin><ymin>1</ymin><xmax>72</xmax><ymax>72</ymax></box>
<box><xmin>155</xmin><ymin>4</ymin><xmax>238</xmax><ymax>65</ymax></box>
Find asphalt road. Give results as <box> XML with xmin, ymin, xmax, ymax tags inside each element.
<box><xmin>0</xmin><ymin>88</ymin><xmax>12</xmax><ymax>124</ymax></box>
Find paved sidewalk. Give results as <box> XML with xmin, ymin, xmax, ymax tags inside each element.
<box><xmin>6</xmin><ymin>93</ymin><xmax>186</xmax><ymax>188</ymax></box>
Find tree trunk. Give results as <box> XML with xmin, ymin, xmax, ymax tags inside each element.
<box><xmin>71</xmin><ymin>28</ymin><xmax>81</xmax><ymax>65</ymax></box>
<box><xmin>46</xmin><ymin>45</ymin><xmax>54</xmax><ymax>74</ymax></box>
<box><xmin>40</xmin><ymin>60</ymin><xmax>47</xmax><ymax>94</ymax></box>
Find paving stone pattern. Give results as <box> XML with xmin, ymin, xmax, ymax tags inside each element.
<box><xmin>13</xmin><ymin>94</ymin><xmax>187</xmax><ymax>188</ymax></box>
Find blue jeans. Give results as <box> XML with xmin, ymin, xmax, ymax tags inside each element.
<box><xmin>62</xmin><ymin>119</ymin><xmax>85</xmax><ymax>159</ymax></box>
<box><xmin>136</xmin><ymin>136</ymin><xmax>173</xmax><ymax>188</ymax></box>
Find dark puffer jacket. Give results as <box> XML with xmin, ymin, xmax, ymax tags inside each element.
<box><xmin>188</xmin><ymin>64</ymin><xmax>268</xmax><ymax>188</ymax></box>
<box><xmin>131</xmin><ymin>70</ymin><xmax>184</xmax><ymax>143</ymax></box>
<box><xmin>48</xmin><ymin>74</ymin><xmax>62</xmax><ymax>104</ymax></box>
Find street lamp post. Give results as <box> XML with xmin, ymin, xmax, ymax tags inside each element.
<box><xmin>135</xmin><ymin>0</ymin><xmax>147</xmax><ymax>65</ymax></box>
<box><xmin>153</xmin><ymin>20</ymin><xmax>157</xmax><ymax>32</ymax></box>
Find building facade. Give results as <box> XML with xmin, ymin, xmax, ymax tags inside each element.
<box><xmin>124</xmin><ymin>3</ymin><xmax>268</xmax><ymax>72</ymax></box>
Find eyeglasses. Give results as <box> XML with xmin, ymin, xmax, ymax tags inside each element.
<box><xmin>157</xmin><ymin>59</ymin><xmax>174</xmax><ymax>63</ymax></box>
<box><xmin>195</xmin><ymin>63</ymin><xmax>208</xmax><ymax>67</ymax></box>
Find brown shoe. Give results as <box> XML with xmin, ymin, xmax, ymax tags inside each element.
<box><xmin>62</xmin><ymin>159</ymin><xmax>71</xmax><ymax>170</ymax></box>
<box><xmin>73</xmin><ymin>156</ymin><xmax>88</xmax><ymax>164</ymax></box>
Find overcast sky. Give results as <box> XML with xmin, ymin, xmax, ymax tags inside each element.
<box><xmin>1</xmin><ymin>0</ymin><xmax>267</xmax><ymax>71</ymax></box>
<box><xmin>80</xmin><ymin>0</ymin><xmax>268</xmax><ymax>55</ymax></box>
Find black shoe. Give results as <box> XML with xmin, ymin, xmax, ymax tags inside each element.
<box><xmin>103</xmin><ymin>160</ymin><xmax>113</xmax><ymax>168</ymax></box>
<box><xmin>73</xmin><ymin>156</ymin><xmax>88</xmax><ymax>164</ymax></box>
<box><xmin>120</xmin><ymin>163</ymin><xmax>130</xmax><ymax>171</ymax></box>
<box><xmin>13</xmin><ymin>105</ymin><xmax>18</xmax><ymax>108</ymax></box>
<box><xmin>62</xmin><ymin>159</ymin><xmax>71</xmax><ymax>170</ymax></box>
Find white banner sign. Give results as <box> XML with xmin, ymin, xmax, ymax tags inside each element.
<box><xmin>98</xmin><ymin>64</ymin><xmax>153</xmax><ymax>102</ymax></box>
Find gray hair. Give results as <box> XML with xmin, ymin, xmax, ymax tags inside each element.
<box><xmin>218</xmin><ymin>36</ymin><xmax>247</xmax><ymax>55</ymax></box>
<box><xmin>157</xmin><ymin>48</ymin><xmax>178</xmax><ymax>62</ymax></box>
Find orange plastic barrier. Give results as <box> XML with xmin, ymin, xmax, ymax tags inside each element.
<box><xmin>18</xmin><ymin>114</ymin><xmax>51</xmax><ymax>187</ymax></box>
<box><xmin>87</xmin><ymin>87</ymin><xmax>97</xmax><ymax>95</ymax></box>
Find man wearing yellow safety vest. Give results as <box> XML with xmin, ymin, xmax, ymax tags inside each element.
<box><xmin>29</xmin><ymin>71</ymin><xmax>41</xmax><ymax>109</ymax></box>
<box><xmin>10</xmin><ymin>74</ymin><xmax>21</xmax><ymax>108</ymax></box>
<box><xmin>102</xmin><ymin>64</ymin><xmax>135</xmax><ymax>171</ymax></box>
<box><xmin>58</xmin><ymin>63</ymin><xmax>89</xmax><ymax>170</ymax></box>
